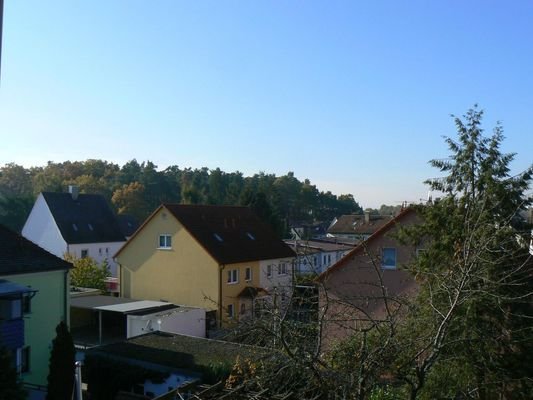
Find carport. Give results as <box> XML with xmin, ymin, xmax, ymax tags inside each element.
<box><xmin>70</xmin><ymin>295</ymin><xmax>176</xmax><ymax>346</ymax></box>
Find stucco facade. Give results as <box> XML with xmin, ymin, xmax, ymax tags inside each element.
<box><xmin>9</xmin><ymin>270</ymin><xmax>70</xmax><ymax>387</ymax></box>
<box><xmin>119</xmin><ymin>207</ymin><xmax>220</xmax><ymax>311</ymax></box>
<box><xmin>117</xmin><ymin>205</ymin><xmax>296</xmax><ymax>327</ymax></box>
<box><xmin>319</xmin><ymin>208</ymin><xmax>419</xmax><ymax>348</ymax></box>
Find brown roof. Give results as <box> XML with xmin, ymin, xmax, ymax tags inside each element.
<box><xmin>116</xmin><ymin>204</ymin><xmax>295</xmax><ymax>264</ymax></box>
<box><xmin>318</xmin><ymin>207</ymin><xmax>417</xmax><ymax>282</ymax></box>
<box><xmin>327</xmin><ymin>213</ymin><xmax>394</xmax><ymax>235</ymax></box>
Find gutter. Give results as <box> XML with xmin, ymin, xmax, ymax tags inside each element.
<box><xmin>219</xmin><ymin>264</ymin><xmax>224</xmax><ymax>328</ymax></box>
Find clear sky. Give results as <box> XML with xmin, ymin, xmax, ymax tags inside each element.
<box><xmin>1</xmin><ymin>1</ymin><xmax>532</xmax><ymax>208</ymax></box>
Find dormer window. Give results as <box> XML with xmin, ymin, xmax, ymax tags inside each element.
<box><xmin>88</xmin><ymin>223</ymin><xmax>94</xmax><ymax>231</ymax></box>
<box><xmin>72</xmin><ymin>224</ymin><xmax>78</xmax><ymax>231</ymax></box>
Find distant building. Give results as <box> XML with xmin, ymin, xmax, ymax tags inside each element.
<box><xmin>327</xmin><ymin>211</ymin><xmax>394</xmax><ymax>242</ymax></box>
<box><xmin>22</xmin><ymin>186</ymin><xmax>126</xmax><ymax>277</ymax></box>
<box><xmin>285</xmin><ymin>239</ymin><xmax>353</xmax><ymax>276</ymax></box>
<box><xmin>318</xmin><ymin>208</ymin><xmax>419</xmax><ymax>348</ymax></box>
<box><xmin>0</xmin><ymin>224</ymin><xmax>71</xmax><ymax>396</ymax></box>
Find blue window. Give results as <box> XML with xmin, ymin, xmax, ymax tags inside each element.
<box><xmin>382</xmin><ymin>248</ymin><xmax>397</xmax><ymax>269</ymax></box>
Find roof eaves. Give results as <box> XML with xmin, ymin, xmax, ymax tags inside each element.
<box><xmin>113</xmin><ymin>205</ymin><xmax>164</xmax><ymax>259</ymax></box>
<box><xmin>316</xmin><ymin>207</ymin><xmax>415</xmax><ymax>282</ymax></box>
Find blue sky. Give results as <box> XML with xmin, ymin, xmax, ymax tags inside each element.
<box><xmin>1</xmin><ymin>1</ymin><xmax>532</xmax><ymax>208</ymax></box>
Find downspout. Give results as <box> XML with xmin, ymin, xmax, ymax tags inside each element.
<box><xmin>64</xmin><ymin>270</ymin><xmax>69</xmax><ymax>326</ymax></box>
<box><xmin>219</xmin><ymin>265</ymin><xmax>224</xmax><ymax>328</ymax></box>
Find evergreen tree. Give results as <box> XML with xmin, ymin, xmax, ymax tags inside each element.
<box><xmin>0</xmin><ymin>347</ymin><xmax>26</xmax><ymax>400</ymax></box>
<box><xmin>395</xmin><ymin>106</ymin><xmax>533</xmax><ymax>399</ymax></box>
<box><xmin>46</xmin><ymin>321</ymin><xmax>75</xmax><ymax>400</ymax></box>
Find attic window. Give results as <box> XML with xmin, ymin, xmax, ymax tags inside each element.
<box><xmin>88</xmin><ymin>223</ymin><xmax>94</xmax><ymax>231</ymax></box>
<box><xmin>72</xmin><ymin>224</ymin><xmax>78</xmax><ymax>231</ymax></box>
<box><xmin>246</xmin><ymin>232</ymin><xmax>255</xmax><ymax>240</ymax></box>
<box><xmin>214</xmin><ymin>233</ymin><xmax>224</xmax><ymax>242</ymax></box>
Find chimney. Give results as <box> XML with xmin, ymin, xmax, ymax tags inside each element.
<box><xmin>364</xmin><ymin>210</ymin><xmax>370</xmax><ymax>224</ymax></box>
<box><xmin>68</xmin><ymin>185</ymin><xmax>79</xmax><ymax>201</ymax></box>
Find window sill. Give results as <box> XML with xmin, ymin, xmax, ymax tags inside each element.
<box><xmin>227</xmin><ymin>281</ymin><xmax>239</xmax><ymax>285</ymax></box>
<box><xmin>381</xmin><ymin>265</ymin><xmax>397</xmax><ymax>270</ymax></box>
<box><xmin>157</xmin><ymin>247</ymin><xmax>172</xmax><ymax>251</ymax></box>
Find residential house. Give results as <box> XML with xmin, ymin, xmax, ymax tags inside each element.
<box><xmin>115</xmin><ymin>204</ymin><xmax>295</xmax><ymax>328</ymax></box>
<box><xmin>327</xmin><ymin>211</ymin><xmax>394</xmax><ymax>242</ymax></box>
<box><xmin>0</xmin><ymin>224</ymin><xmax>71</xmax><ymax>396</ymax></box>
<box><xmin>285</xmin><ymin>239</ymin><xmax>353</xmax><ymax>276</ymax></box>
<box><xmin>317</xmin><ymin>207</ymin><xmax>419</xmax><ymax>348</ymax></box>
<box><xmin>22</xmin><ymin>186</ymin><xmax>126</xmax><ymax>277</ymax></box>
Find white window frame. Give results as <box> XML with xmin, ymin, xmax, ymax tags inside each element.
<box><xmin>158</xmin><ymin>234</ymin><xmax>172</xmax><ymax>249</ymax></box>
<box><xmin>278</xmin><ymin>262</ymin><xmax>288</xmax><ymax>275</ymax></box>
<box><xmin>81</xmin><ymin>249</ymin><xmax>89</xmax><ymax>259</ymax></box>
<box><xmin>382</xmin><ymin>248</ymin><xmax>397</xmax><ymax>269</ymax></box>
<box><xmin>245</xmin><ymin>267</ymin><xmax>252</xmax><ymax>282</ymax></box>
<box><xmin>227</xmin><ymin>269</ymin><xmax>239</xmax><ymax>284</ymax></box>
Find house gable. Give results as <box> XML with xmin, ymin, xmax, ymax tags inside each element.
<box><xmin>40</xmin><ymin>192</ymin><xmax>125</xmax><ymax>245</ymax></box>
<box><xmin>318</xmin><ymin>208</ymin><xmax>420</xmax><ymax>347</ymax></box>
<box><xmin>117</xmin><ymin>207</ymin><xmax>220</xmax><ymax>311</ymax></box>
<box><xmin>22</xmin><ymin>193</ymin><xmax>67</xmax><ymax>259</ymax></box>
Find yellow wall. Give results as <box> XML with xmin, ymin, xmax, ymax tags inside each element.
<box><xmin>117</xmin><ymin>207</ymin><xmax>220</xmax><ymax>312</ymax></box>
<box><xmin>221</xmin><ymin>260</ymin><xmax>260</xmax><ymax>324</ymax></box>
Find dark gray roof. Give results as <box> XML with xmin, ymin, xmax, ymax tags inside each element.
<box><xmin>328</xmin><ymin>214</ymin><xmax>393</xmax><ymax>235</ymax></box>
<box><xmin>0</xmin><ymin>224</ymin><xmax>72</xmax><ymax>275</ymax></box>
<box><xmin>42</xmin><ymin>192</ymin><xmax>125</xmax><ymax>244</ymax></box>
<box><xmin>163</xmin><ymin>204</ymin><xmax>296</xmax><ymax>264</ymax></box>
<box><xmin>117</xmin><ymin>214</ymin><xmax>140</xmax><ymax>237</ymax></box>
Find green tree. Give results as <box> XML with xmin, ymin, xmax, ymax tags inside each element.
<box><xmin>111</xmin><ymin>182</ymin><xmax>149</xmax><ymax>221</ymax></box>
<box><xmin>0</xmin><ymin>347</ymin><xmax>26</xmax><ymax>400</ymax></box>
<box><xmin>46</xmin><ymin>321</ymin><xmax>75</xmax><ymax>400</ymax></box>
<box><xmin>66</xmin><ymin>254</ymin><xmax>110</xmax><ymax>291</ymax></box>
<box><xmin>394</xmin><ymin>106</ymin><xmax>533</xmax><ymax>399</ymax></box>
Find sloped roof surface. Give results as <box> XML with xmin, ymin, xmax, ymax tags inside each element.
<box><xmin>164</xmin><ymin>204</ymin><xmax>295</xmax><ymax>264</ymax></box>
<box><xmin>116</xmin><ymin>214</ymin><xmax>140</xmax><ymax>237</ymax></box>
<box><xmin>328</xmin><ymin>214</ymin><xmax>393</xmax><ymax>235</ymax></box>
<box><xmin>318</xmin><ymin>207</ymin><xmax>417</xmax><ymax>281</ymax></box>
<box><xmin>0</xmin><ymin>224</ymin><xmax>72</xmax><ymax>275</ymax></box>
<box><xmin>42</xmin><ymin>192</ymin><xmax>125</xmax><ymax>244</ymax></box>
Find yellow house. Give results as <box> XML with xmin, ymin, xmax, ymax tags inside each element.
<box><xmin>115</xmin><ymin>204</ymin><xmax>295</xmax><ymax>328</ymax></box>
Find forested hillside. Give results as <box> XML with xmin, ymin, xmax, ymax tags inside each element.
<box><xmin>0</xmin><ymin>160</ymin><xmax>362</xmax><ymax>235</ymax></box>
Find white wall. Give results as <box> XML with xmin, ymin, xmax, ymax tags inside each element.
<box><xmin>127</xmin><ymin>307</ymin><xmax>206</xmax><ymax>338</ymax></box>
<box><xmin>22</xmin><ymin>194</ymin><xmax>67</xmax><ymax>258</ymax></box>
<box><xmin>68</xmin><ymin>242</ymin><xmax>123</xmax><ymax>277</ymax></box>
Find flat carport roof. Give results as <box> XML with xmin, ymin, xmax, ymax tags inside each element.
<box><xmin>70</xmin><ymin>295</ymin><xmax>176</xmax><ymax>314</ymax></box>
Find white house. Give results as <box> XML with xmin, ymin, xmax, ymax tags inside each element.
<box><xmin>285</xmin><ymin>239</ymin><xmax>354</xmax><ymax>276</ymax></box>
<box><xmin>22</xmin><ymin>186</ymin><xmax>126</xmax><ymax>278</ymax></box>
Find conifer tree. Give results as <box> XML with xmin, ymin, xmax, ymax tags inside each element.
<box><xmin>46</xmin><ymin>321</ymin><xmax>75</xmax><ymax>400</ymax></box>
<box><xmin>395</xmin><ymin>106</ymin><xmax>533</xmax><ymax>399</ymax></box>
<box><xmin>0</xmin><ymin>347</ymin><xmax>26</xmax><ymax>400</ymax></box>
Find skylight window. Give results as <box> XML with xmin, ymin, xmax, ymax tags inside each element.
<box><xmin>72</xmin><ymin>224</ymin><xmax>78</xmax><ymax>231</ymax></box>
<box><xmin>246</xmin><ymin>232</ymin><xmax>255</xmax><ymax>240</ymax></box>
<box><xmin>214</xmin><ymin>233</ymin><xmax>224</xmax><ymax>242</ymax></box>
<box><xmin>88</xmin><ymin>223</ymin><xmax>94</xmax><ymax>231</ymax></box>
